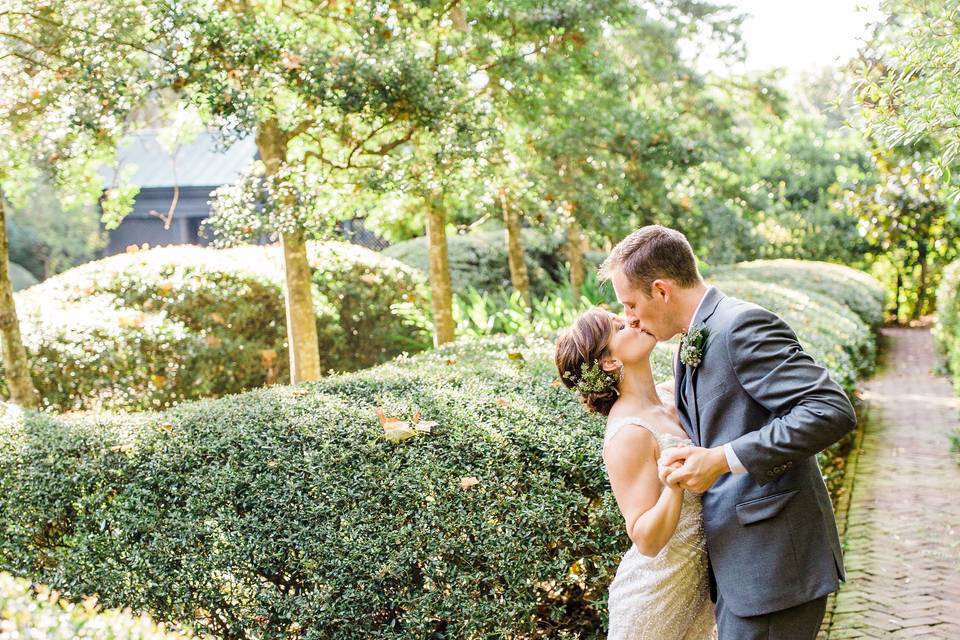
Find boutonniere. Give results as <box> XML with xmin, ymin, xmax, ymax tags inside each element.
<box><xmin>679</xmin><ymin>324</ymin><xmax>709</xmax><ymax>368</ymax></box>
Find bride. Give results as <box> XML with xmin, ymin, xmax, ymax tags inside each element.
<box><xmin>555</xmin><ymin>307</ymin><xmax>716</xmax><ymax>640</ymax></box>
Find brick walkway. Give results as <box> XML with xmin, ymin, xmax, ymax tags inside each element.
<box><xmin>824</xmin><ymin>327</ymin><xmax>960</xmax><ymax>639</ymax></box>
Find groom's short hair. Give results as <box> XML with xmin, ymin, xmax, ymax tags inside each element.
<box><xmin>598</xmin><ymin>225</ymin><xmax>702</xmax><ymax>295</ymax></box>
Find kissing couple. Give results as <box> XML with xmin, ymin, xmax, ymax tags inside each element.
<box><xmin>555</xmin><ymin>225</ymin><xmax>856</xmax><ymax>639</ymax></box>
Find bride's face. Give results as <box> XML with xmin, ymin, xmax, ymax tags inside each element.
<box><xmin>603</xmin><ymin>311</ymin><xmax>658</xmax><ymax>369</ymax></box>
<box><xmin>611</xmin><ymin>269</ymin><xmax>678</xmax><ymax>342</ymax></box>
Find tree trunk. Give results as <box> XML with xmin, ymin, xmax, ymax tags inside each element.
<box><xmin>566</xmin><ymin>216</ymin><xmax>585</xmax><ymax>302</ymax></box>
<box><xmin>257</xmin><ymin>119</ymin><xmax>321</xmax><ymax>382</ymax></box>
<box><xmin>0</xmin><ymin>189</ymin><xmax>40</xmax><ymax>408</ymax></box>
<box><xmin>500</xmin><ymin>188</ymin><xmax>530</xmax><ymax>308</ymax></box>
<box><xmin>280</xmin><ymin>228</ymin><xmax>322</xmax><ymax>381</ymax></box>
<box><xmin>914</xmin><ymin>240</ymin><xmax>929</xmax><ymax>320</ymax></box>
<box><xmin>426</xmin><ymin>198</ymin><xmax>455</xmax><ymax>346</ymax></box>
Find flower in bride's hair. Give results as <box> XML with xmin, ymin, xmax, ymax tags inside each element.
<box><xmin>562</xmin><ymin>359</ymin><xmax>620</xmax><ymax>396</ymax></box>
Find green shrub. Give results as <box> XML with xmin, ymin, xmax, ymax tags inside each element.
<box><xmin>10</xmin><ymin>261</ymin><xmax>38</xmax><ymax>291</ymax></box>
<box><xmin>0</xmin><ymin>289</ymin><xmax>870</xmax><ymax>639</ymax></box>
<box><xmin>0</xmin><ymin>570</ymin><xmax>193</xmax><ymax>639</ymax></box>
<box><xmin>3</xmin><ymin>243</ymin><xmax>428</xmax><ymax>412</ymax></box>
<box><xmin>711</xmin><ymin>259</ymin><xmax>886</xmax><ymax>328</ymax></box>
<box><xmin>306</xmin><ymin>242</ymin><xmax>431</xmax><ymax>368</ymax></box>
<box><xmin>0</xmin><ymin>258</ymin><xmax>875</xmax><ymax>636</ymax></box>
<box><xmin>0</xmin><ymin>337</ymin><xmax>670</xmax><ymax>639</ymax></box>
<box><xmin>5</xmin><ymin>220</ymin><xmax>46</xmax><ymax>281</ymax></box>
<box><xmin>384</xmin><ymin>228</ymin><xmax>604</xmax><ymax>297</ymax></box>
<box><xmin>934</xmin><ymin>261</ymin><xmax>960</xmax><ymax>390</ymax></box>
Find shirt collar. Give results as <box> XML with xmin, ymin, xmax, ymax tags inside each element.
<box><xmin>687</xmin><ymin>284</ymin><xmax>714</xmax><ymax>332</ymax></box>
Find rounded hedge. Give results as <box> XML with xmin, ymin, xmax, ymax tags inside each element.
<box><xmin>0</xmin><ymin>336</ymin><xmax>648</xmax><ymax>639</ymax></box>
<box><xmin>384</xmin><ymin>228</ymin><xmax>605</xmax><ymax>296</ymax></box>
<box><xmin>0</xmin><ymin>570</ymin><xmax>192</xmax><ymax>639</ymax></box>
<box><xmin>3</xmin><ymin>243</ymin><xmax>428</xmax><ymax>412</ymax></box>
<box><xmin>711</xmin><ymin>259</ymin><xmax>886</xmax><ymax>328</ymax></box>
<box><xmin>0</xmin><ymin>260</ymin><xmax>875</xmax><ymax>637</ymax></box>
<box><xmin>0</xmin><ymin>291</ymin><xmax>870</xmax><ymax>640</ymax></box>
<box><xmin>934</xmin><ymin>261</ymin><xmax>960</xmax><ymax>391</ymax></box>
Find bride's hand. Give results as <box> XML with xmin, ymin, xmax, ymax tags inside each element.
<box><xmin>658</xmin><ymin>460</ymin><xmax>684</xmax><ymax>490</ymax></box>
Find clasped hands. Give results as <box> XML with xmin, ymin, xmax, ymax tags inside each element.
<box><xmin>657</xmin><ymin>445</ymin><xmax>730</xmax><ymax>494</ymax></box>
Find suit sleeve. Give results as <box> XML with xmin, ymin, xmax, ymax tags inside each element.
<box><xmin>724</xmin><ymin>305</ymin><xmax>857</xmax><ymax>487</ymax></box>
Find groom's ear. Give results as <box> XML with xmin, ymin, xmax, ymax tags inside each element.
<box><xmin>651</xmin><ymin>278</ymin><xmax>671</xmax><ymax>301</ymax></box>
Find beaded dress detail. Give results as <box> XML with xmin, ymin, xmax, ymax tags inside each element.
<box><xmin>602</xmin><ymin>416</ymin><xmax>717</xmax><ymax>640</ymax></box>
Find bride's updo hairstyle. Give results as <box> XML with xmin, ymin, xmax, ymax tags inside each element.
<box><xmin>555</xmin><ymin>307</ymin><xmax>621</xmax><ymax>416</ymax></box>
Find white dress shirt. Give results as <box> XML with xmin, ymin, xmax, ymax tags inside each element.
<box><xmin>681</xmin><ymin>286</ymin><xmax>747</xmax><ymax>475</ymax></box>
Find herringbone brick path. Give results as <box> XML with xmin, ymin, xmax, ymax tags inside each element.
<box><xmin>824</xmin><ymin>327</ymin><xmax>960</xmax><ymax>639</ymax></box>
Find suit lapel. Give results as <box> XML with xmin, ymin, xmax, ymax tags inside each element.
<box><xmin>686</xmin><ymin>361</ymin><xmax>701</xmax><ymax>444</ymax></box>
<box><xmin>673</xmin><ymin>344</ymin><xmax>683</xmax><ymax>399</ymax></box>
<box><xmin>680</xmin><ymin>286</ymin><xmax>725</xmax><ymax>446</ymax></box>
<box><xmin>675</xmin><ymin>362</ymin><xmax>696</xmax><ymax>443</ymax></box>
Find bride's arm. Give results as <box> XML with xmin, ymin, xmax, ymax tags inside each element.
<box><xmin>603</xmin><ymin>426</ymin><xmax>684</xmax><ymax>557</ymax></box>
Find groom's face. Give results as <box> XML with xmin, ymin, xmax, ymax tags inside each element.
<box><xmin>611</xmin><ymin>269</ymin><xmax>676</xmax><ymax>342</ymax></box>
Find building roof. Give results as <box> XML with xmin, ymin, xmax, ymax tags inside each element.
<box><xmin>100</xmin><ymin>130</ymin><xmax>257</xmax><ymax>189</ymax></box>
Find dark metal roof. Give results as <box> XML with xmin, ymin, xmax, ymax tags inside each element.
<box><xmin>100</xmin><ymin>130</ymin><xmax>257</xmax><ymax>189</ymax></box>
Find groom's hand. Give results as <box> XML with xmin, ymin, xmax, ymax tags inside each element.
<box><xmin>657</xmin><ymin>460</ymin><xmax>683</xmax><ymax>488</ymax></box>
<box><xmin>662</xmin><ymin>446</ymin><xmax>730</xmax><ymax>493</ymax></box>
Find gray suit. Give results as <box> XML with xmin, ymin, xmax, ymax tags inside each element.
<box><xmin>673</xmin><ymin>287</ymin><xmax>856</xmax><ymax>638</ymax></box>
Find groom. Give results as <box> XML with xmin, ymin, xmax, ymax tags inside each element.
<box><xmin>599</xmin><ymin>225</ymin><xmax>856</xmax><ymax>640</ymax></box>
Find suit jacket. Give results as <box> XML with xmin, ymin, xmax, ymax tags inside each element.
<box><xmin>673</xmin><ymin>286</ymin><xmax>856</xmax><ymax>617</ymax></box>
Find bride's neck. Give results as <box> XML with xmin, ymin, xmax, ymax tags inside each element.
<box><xmin>617</xmin><ymin>362</ymin><xmax>662</xmax><ymax>407</ymax></box>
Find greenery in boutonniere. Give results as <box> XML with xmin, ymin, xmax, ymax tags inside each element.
<box><xmin>679</xmin><ymin>324</ymin><xmax>709</xmax><ymax>368</ymax></box>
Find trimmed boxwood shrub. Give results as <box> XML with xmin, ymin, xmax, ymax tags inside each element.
<box><xmin>0</xmin><ymin>285</ymin><xmax>870</xmax><ymax>640</ymax></box>
<box><xmin>0</xmin><ymin>259</ymin><xmax>876</xmax><ymax>636</ymax></box>
<box><xmin>3</xmin><ymin>243</ymin><xmax>429</xmax><ymax>412</ymax></box>
<box><xmin>0</xmin><ymin>571</ymin><xmax>193</xmax><ymax>639</ymax></box>
<box><xmin>934</xmin><ymin>261</ymin><xmax>960</xmax><ymax>391</ymax></box>
<box><xmin>711</xmin><ymin>259</ymin><xmax>886</xmax><ymax>328</ymax></box>
<box><xmin>384</xmin><ymin>228</ymin><xmax>606</xmax><ymax>297</ymax></box>
<box><xmin>306</xmin><ymin>242</ymin><xmax>431</xmax><ymax>369</ymax></box>
<box><xmin>0</xmin><ymin>339</ymin><xmax>656</xmax><ymax>638</ymax></box>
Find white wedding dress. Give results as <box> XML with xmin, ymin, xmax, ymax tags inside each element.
<box><xmin>602</xmin><ymin>416</ymin><xmax>717</xmax><ymax>640</ymax></box>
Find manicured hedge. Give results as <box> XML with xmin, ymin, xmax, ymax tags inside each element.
<box><xmin>384</xmin><ymin>228</ymin><xmax>605</xmax><ymax>296</ymax></box>
<box><xmin>307</xmin><ymin>242</ymin><xmax>431</xmax><ymax>369</ymax></box>
<box><xmin>0</xmin><ymin>259</ymin><xmax>876</xmax><ymax>637</ymax></box>
<box><xmin>712</xmin><ymin>259</ymin><xmax>886</xmax><ymax>328</ymax></box>
<box><xmin>0</xmin><ymin>570</ymin><xmax>192</xmax><ymax>639</ymax></box>
<box><xmin>3</xmin><ymin>243</ymin><xmax>429</xmax><ymax>412</ymax></box>
<box><xmin>934</xmin><ymin>261</ymin><xmax>960</xmax><ymax>391</ymax></box>
<box><xmin>0</xmin><ymin>277</ymin><xmax>872</xmax><ymax>639</ymax></box>
<box><xmin>0</xmin><ymin>338</ymin><xmax>644</xmax><ymax>638</ymax></box>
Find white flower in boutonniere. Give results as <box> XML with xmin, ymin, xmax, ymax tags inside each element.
<box><xmin>679</xmin><ymin>324</ymin><xmax>709</xmax><ymax>368</ymax></box>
